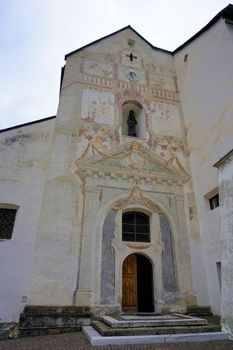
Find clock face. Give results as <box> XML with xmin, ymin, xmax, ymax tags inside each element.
<box><xmin>124</xmin><ymin>67</ymin><xmax>142</xmax><ymax>81</ymax></box>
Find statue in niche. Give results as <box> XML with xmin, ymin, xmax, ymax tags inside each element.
<box><xmin>127</xmin><ymin>110</ymin><xmax>137</xmax><ymax>137</ymax></box>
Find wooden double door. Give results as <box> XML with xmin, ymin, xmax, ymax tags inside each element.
<box><xmin>122</xmin><ymin>254</ymin><xmax>154</xmax><ymax>313</ymax></box>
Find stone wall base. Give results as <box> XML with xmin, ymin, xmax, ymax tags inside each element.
<box><xmin>17</xmin><ymin>297</ymin><xmax>201</xmax><ymax>338</ymax></box>
<box><xmin>91</xmin><ymin>304</ymin><xmax>121</xmax><ymax>318</ymax></box>
<box><xmin>19</xmin><ymin>305</ymin><xmax>91</xmax><ymax>337</ymax></box>
<box><xmin>157</xmin><ymin>293</ymin><xmax>197</xmax><ymax>314</ymax></box>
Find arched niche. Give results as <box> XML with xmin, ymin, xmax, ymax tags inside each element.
<box><xmin>122</xmin><ymin>101</ymin><xmax>145</xmax><ymax>139</ymax></box>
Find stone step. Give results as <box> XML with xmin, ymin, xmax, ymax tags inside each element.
<box><xmin>100</xmin><ymin>314</ymin><xmax>208</xmax><ymax>329</ymax></box>
<box><xmin>83</xmin><ymin>326</ymin><xmax>229</xmax><ymax>347</ymax></box>
<box><xmin>203</xmin><ymin>315</ymin><xmax>221</xmax><ymax>325</ymax></box>
<box><xmin>92</xmin><ymin>320</ymin><xmax>221</xmax><ymax>336</ymax></box>
<box><xmin>187</xmin><ymin>306</ymin><xmax>212</xmax><ymax>316</ymax></box>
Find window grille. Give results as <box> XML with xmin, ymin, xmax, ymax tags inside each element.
<box><xmin>122</xmin><ymin>212</ymin><xmax>150</xmax><ymax>242</ymax></box>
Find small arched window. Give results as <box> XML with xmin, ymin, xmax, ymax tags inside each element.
<box><xmin>122</xmin><ymin>212</ymin><xmax>150</xmax><ymax>242</ymax></box>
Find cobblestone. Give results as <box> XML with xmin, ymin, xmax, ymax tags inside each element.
<box><xmin>0</xmin><ymin>332</ymin><xmax>233</xmax><ymax>350</ymax></box>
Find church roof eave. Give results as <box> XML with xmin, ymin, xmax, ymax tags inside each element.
<box><xmin>0</xmin><ymin>116</ymin><xmax>56</xmax><ymax>134</ymax></box>
<box><xmin>173</xmin><ymin>3</ymin><xmax>233</xmax><ymax>53</ymax></box>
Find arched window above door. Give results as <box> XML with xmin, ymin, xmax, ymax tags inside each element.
<box><xmin>122</xmin><ymin>211</ymin><xmax>150</xmax><ymax>242</ymax></box>
<box><xmin>122</xmin><ymin>101</ymin><xmax>145</xmax><ymax>139</ymax></box>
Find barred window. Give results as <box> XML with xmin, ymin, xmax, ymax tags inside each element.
<box><xmin>0</xmin><ymin>209</ymin><xmax>17</xmax><ymax>239</ymax></box>
<box><xmin>122</xmin><ymin>212</ymin><xmax>150</xmax><ymax>242</ymax></box>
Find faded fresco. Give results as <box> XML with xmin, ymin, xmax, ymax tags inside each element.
<box><xmin>153</xmin><ymin>136</ymin><xmax>188</xmax><ymax>173</ymax></box>
<box><xmin>150</xmin><ymin>75</ymin><xmax>176</xmax><ymax>90</ymax></box>
<box><xmin>84</xmin><ymin>59</ymin><xmax>114</xmax><ymax>78</ymax></box>
<box><xmin>77</xmin><ymin>127</ymin><xmax>113</xmax><ymax>159</ymax></box>
<box><xmin>150</xmin><ymin>102</ymin><xmax>181</xmax><ymax>137</ymax></box>
<box><xmin>81</xmin><ymin>89</ymin><xmax>115</xmax><ymax>125</ymax></box>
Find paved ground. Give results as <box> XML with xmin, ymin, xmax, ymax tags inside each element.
<box><xmin>0</xmin><ymin>332</ymin><xmax>233</xmax><ymax>350</ymax></box>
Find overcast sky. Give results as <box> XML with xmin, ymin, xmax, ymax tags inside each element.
<box><xmin>0</xmin><ymin>0</ymin><xmax>230</xmax><ymax>129</ymax></box>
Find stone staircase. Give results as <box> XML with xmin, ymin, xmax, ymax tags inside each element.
<box><xmin>187</xmin><ymin>306</ymin><xmax>221</xmax><ymax>327</ymax></box>
<box><xmin>83</xmin><ymin>312</ymin><xmax>228</xmax><ymax>346</ymax></box>
<box><xmin>187</xmin><ymin>306</ymin><xmax>213</xmax><ymax>316</ymax></box>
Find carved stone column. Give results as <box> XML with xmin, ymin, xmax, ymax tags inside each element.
<box><xmin>175</xmin><ymin>195</ymin><xmax>193</xmax><ymax>293</ymax></box>
<box><xmin>151</xmin><ymin>212</ymin><xmax>164</xmax><ymax>300</ymax></box>
<box><xmin>160</xmin><ymin>214</ymin><xmax>176</xmax><ymax>293</ymax></box>
<box><xmin>75</xmin><ymin>186</ymin><xmax>100</xmax><ymax>306</ymax></box>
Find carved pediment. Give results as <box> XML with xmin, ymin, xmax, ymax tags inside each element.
<box><xmin>75</xmin><ymin>141</ymin><xmax>189</xmax><ymax>182</ymax></box>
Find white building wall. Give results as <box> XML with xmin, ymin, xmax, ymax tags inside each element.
<box><xmin>216</xmin><ymin>150</ymin><xmax>233</xmax><ymax>337</ymax></box>
<box><xmin>0</xmin><ymin>120</ymin><xmax>54</xmax><ymax>322</ymax></box>
<box><xmin>174</xmin><ymin>18</ymin><xmax>233</xmax><ymax>314</ymax></box>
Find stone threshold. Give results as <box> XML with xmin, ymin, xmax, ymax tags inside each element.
<box><xmin>83</xmin><ymin>326</ymin><xmax>229</xmax><ymax>346</ymax></box>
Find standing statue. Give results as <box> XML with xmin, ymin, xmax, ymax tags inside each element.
<box><xmin>127</xmin><ymin>110</ymin><xmax>137</xmax><ymax>137</ymax></box>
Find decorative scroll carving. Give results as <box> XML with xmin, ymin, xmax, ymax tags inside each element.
<box><xmin>75</xmin><ymin>140</ymin><xmax>190</xmax><ymax>185</ymax></box>
<box><xmin>113</xmin><ymin>184</ymin><xmax>161</xmax><ymax>213</ymax></box>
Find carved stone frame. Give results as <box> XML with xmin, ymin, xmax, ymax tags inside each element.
<box><xmin>112</xmin><ymin>205</ymin><xmax>164</xmax><ymax>312</ymax></box>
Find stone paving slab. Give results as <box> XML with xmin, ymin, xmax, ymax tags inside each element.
<box><xmin>0</xmin><ymin>331</ymin><xmax>233</xmax><ymax>350</ymax></box>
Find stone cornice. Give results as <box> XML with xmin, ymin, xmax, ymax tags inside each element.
<box><xmin>75</xmin><ymin>140</ymin><xmax>189</xmax><ymax>184</ymax></box>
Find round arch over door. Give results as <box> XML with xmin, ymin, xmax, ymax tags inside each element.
<box><xmin>122</xmin><ymin>253</ymin><xmax>154</xmax><ymax>313</ymax></box>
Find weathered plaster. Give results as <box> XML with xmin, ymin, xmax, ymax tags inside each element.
<box><xmin>0</xmin><ymin>120</ymin><xmax>55</xmax><ymax>322</ymax></box>
<box><xmin>174</xmin><ymin>17</ymin><xmax>233</xmax><ymax>313</ymax></box>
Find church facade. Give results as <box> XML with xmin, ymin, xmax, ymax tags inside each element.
<box><xmin>1</xmin><ymin>4</ymin><xmax>233</xmax><ymax>335</ymax></box>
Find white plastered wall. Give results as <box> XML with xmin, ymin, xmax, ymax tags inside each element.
<box><xmin>0</xmin><ymin>120</ymin><xmax>54</xmax><ymax>322</ymax></box>
<box><xmin>174</xmin><ymin>18</ymin><xmax>233</xmax><ymax>314</ymax></box>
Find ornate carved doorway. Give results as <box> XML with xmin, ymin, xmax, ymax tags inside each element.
<box><xmin>122</xmin><ymin>254</ymin><xmax>154</xmax><ymax>312</ymax></box>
